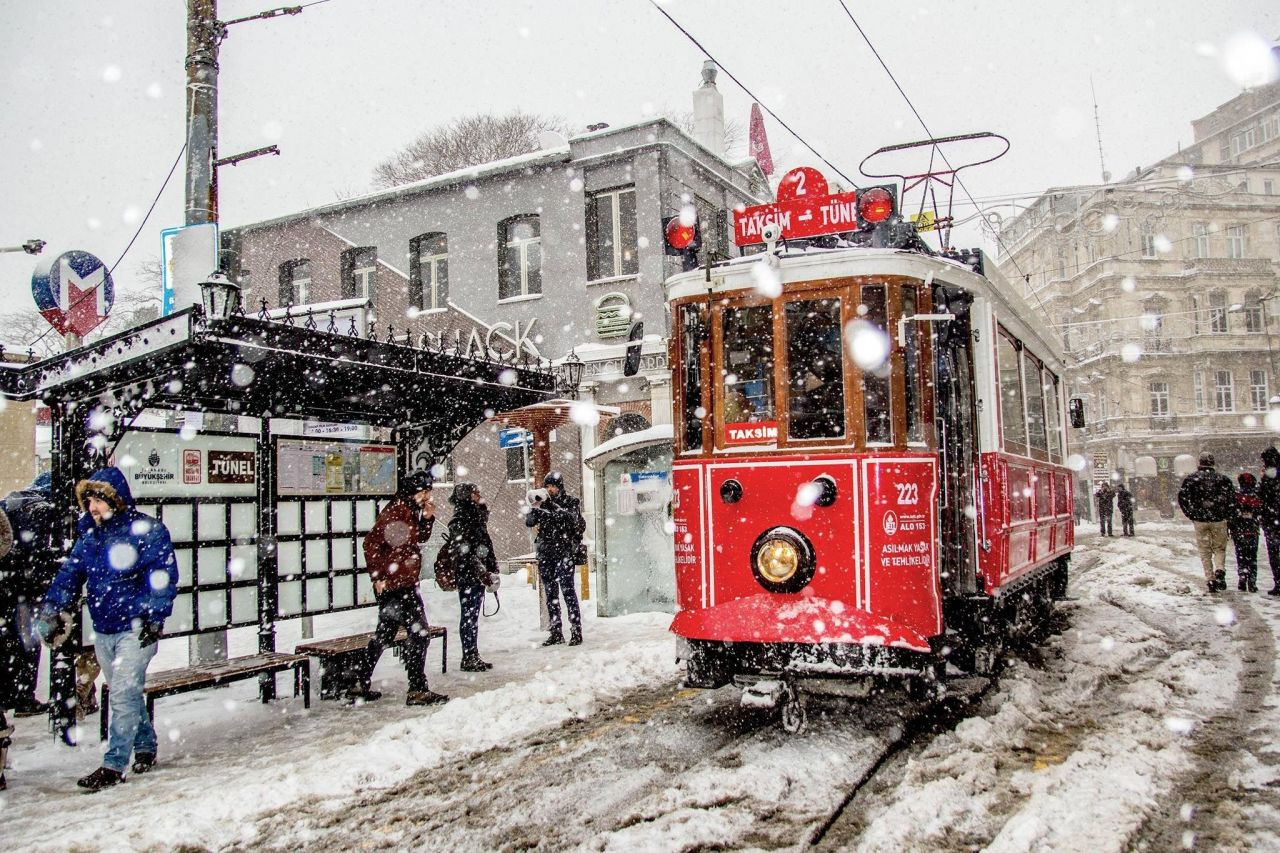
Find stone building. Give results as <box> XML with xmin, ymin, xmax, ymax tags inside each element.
<box><xmin>997</xmin><ymin>78</ymin><xmax>1280</xmax><ymax>516</ymax></box>
<box><xmin>222</xmin><ymin>67</ymin><xmax>767</xmax><ymax>561</ymax></box>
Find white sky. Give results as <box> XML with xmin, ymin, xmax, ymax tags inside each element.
<box><xmin>1</xmin><ymin>1</ymin><xmax>1278</xmax><ymax>314</ymax></box>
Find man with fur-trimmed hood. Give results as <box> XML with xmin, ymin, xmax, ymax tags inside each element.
<box><xmin>38</xmin><ymin>466</ymin><xmax>178</xmax><ymax>791</ymax></box>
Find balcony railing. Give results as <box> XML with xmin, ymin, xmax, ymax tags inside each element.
<box><xmin>1149</xmin><ymin>415</ymin><xmax>1179</xmax><ymax>431</ymax></box>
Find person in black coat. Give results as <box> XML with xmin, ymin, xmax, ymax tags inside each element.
<box><xmin>1178</xmin><ymin>452</ymin><xmax>1238</xmax><ymax>593</ymax></box>
<box><xmin>1095</xmin><ymin>482</ymin><xmax>1116</xmax><ymax>536</ymax></box>
<box><xmin>1230</xmin><ymin>472</ymin><xmax>1262</xmax><ymax>593</ymax></box>
<box><xmin>0</xmin><ymin>472</ymin><xmax>59</xmax><ymax>717</ymax></box>
<box><xmin>1258</xmin><ymin>446</ymin><xmax>1280</xmax><ymax>595</ymax></box>
<box><xmin>448</xmin><ymin>483</ymin><xmax>498</xmax><ymax>672</ymax></box>
<box><xmin>524</xmin><ymin>471</ymin><xmax>585</xmax><ymax>646</ymax></box>
<box><xmin>1116</xmin><ymin>484</ymin><xmax>1136</xmax><ymax>537</ymax></box>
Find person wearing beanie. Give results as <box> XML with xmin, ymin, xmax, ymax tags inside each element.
<box><xmin>1230</xmin><ymin>472</ymin><xmax>1262</xmax><ymax>592</ymax></box>
<box><xmin>353</xmin><ymin>469</ymin><xmax>447</xmax><ymax>706</ymax></box>
<box><xmin>1177</xmin><ymin>452</ymin><xmax>1237</xmax><ymax>593</ymax></box>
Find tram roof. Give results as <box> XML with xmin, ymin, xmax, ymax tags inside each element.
<box><xmin>0</xmin><ymin>306</ymin><xmax>557</xmax><ymax>428</ymax></box>
<box><xmin>665</xmin><ymin>247</ymin><xmax>1065</xmax><ymax>369</ymax></box>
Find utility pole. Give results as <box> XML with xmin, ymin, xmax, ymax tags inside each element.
<box><xmin>186</xmin><ymin>0</ymin><xmax>221</xmax><ymax>226</ymax></box>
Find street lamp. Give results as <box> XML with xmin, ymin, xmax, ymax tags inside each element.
<box><xmin>0</xmin><ymin>238</ymin><xmax>45</xmax><ymax>255</ymax></box>
<box><xmin>199</xmin><ymin>271</ymin><xmax>241</xmax><ymax>320</ymax></box>
<box><xmin>557</xmin><ymin>348</ymin><xmax>584</xmax><ymax>399</ymax></box>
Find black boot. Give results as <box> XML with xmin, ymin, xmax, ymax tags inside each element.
<box><xmin>1215</xmin><ymin>571</ymin><xmax>1227</xmax><ymax>591</ymax></box>
<box><xmin>77</xmin><ymin>767</ymin><xmax>125</xmax><ymax>791</ymax></box>
<box><xmin>568</xmin><ymin>632</ymin><xmax>583</xmax><ymax>646</ymax></box>
<box><xmin>541</xmin><ymin>633</ymin><xmax>564</xmax><ymax>647</ymax></box>
<box><xmin>405</xmin><ymin>689</ymin><xmax>449</xmax><ymax>706</ymax></box>
<box><xmin>1239</xmin><ymin>577</ymin><xmax>1249</xmax><ymax>591</ymax></box>
<box><xmin>461</xmin><ymin>655</ymin><xmax>493</xmax><ymax>672</ymax></box>
<box><xmin>131</xmin><ymin>752</ymin><xmax>156</xmax><ymax>774</ymax></box>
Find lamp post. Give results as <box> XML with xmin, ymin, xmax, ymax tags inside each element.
<box><xmin>199</xmin><ymin>270</ymin><xmax>241</xmax><ymax>320</ymax></box>
<box><xmin>0</xmin><ymin>239</ymin><xmax>45</xmax><ymax>255</ymax></box>
<box><xmin>558</xmin><ymin>348</ymin><xmax>584</xmax><ymax>399</ymax></box>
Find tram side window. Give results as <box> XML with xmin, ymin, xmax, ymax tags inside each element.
<box><xmin>1045</xmin><ymin>372</ymin><xmax>1064</xmax><ymax>463</ymax></box>
<box><xmin>785</xmin><ymin>298</ymin><xmax>845</xmax><ymax>439</ymax></box>
<box><xmin>861</xmin><ymin>285</ymin><xmax>893</xmax><ymax>444</ymax></box>
<box><xmin>998</xmin><ymin>329</ymin><xmax>1028</xmax><ymax>455</ymax></box>
<box><xmin>1024</xmin><ymin>351</ymin><xmax>1049</xmax><ymax>460</ymax></box>
<box><xmin>679</xmin><ymin>304</ymin><xmax>707</xmax><ymax>452</ymax></box>
<box><xmin>721</xmin><ymin>304</ymin><xmax>776</xmax><ymax>442</ymax></box>
<box><xmin>902</xmin><ymin>287</ymin><xmax>925</xmax><ymax>444</ymax></box>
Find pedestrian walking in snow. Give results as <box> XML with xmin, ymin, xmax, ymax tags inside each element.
<box><xmin>525</xmin><ymin>471</ymin><xmax>585</xmax><ymax>647</ymax></box>
<box><xmin>1258</xmin><ymin>446</ymin><xmax>1280</xmax><ymax>596</ymax></box>
<box><xmin>0</xmin><ymin>472</ymin><xmax>60</xmax><ymax>719</ymax></box>
<box><xmin>1230</xmin><ymin>472</ymin><xmax>1262</xmax><ymax>592</ymax></box>
<box><xmin>1116</xmin><ymin>484</ymin><xmax>1136</xmax><ymax>537</ymax></box>
<box><xmin>36</xmin><ymin>466</ymin><xmax>178</xmax><ymax>791</ymax></box>
<box><xmin>446</xmin><ymin>482</ymin><xmax>499</xmax><ymax>672</ymax></box>
<box><xmin>1177</xmin><ymin>452</ymin><xmax>1237</xmax><ymax>594</ymax></box>
<box><xmin>355</xmin><ymin>470</ymin><xmax>447</xmax><ymax>706</ymax></box>
<box><xmin>1095</xmin><ymin>482</ymin><xmax>1116</xmax><ymax>536</ymax></box>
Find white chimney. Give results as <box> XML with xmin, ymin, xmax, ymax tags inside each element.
<box><xmin>691</xmin><ymin>60</ymin><xmax>725</xmax><ymax>157</ymax></box>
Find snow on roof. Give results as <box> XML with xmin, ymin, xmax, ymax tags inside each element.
<box><xmin>584</xmin><ymin>423</ymin><xmax>673</xmax><ymax>469</ymax></box>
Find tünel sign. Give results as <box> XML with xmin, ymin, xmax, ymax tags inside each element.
<box><xmin>208</xmin><ymin>450</ymin><xmax>256</xmax><ymax>484</ymax></box>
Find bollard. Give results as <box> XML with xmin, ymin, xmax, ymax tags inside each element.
<box><xmin>579</xmin><ymin>559</ymin><xmax>590</xmax><ymax>600</ymax></box>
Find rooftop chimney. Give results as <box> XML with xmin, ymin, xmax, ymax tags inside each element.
<box><xmin>691</xmin><ymin>60</ymin><xmax>725</xmax><ymax>157</ymax></box>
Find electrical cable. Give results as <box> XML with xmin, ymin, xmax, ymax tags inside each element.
<box><xmin>645</xmin><ymin>0</ymin><xmax>858</xmax><ymax>188</ymax></box>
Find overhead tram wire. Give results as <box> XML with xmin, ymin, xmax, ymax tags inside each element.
<box><xmin>22</xmin><ymin>141</ymin><xmax>188</xmax><ymax>355</ymax></box>
<box><xmin>645</xmin><ymin>0</ymin><xmax>859</xmax><ymax>189</ymax></box>
<box><xmin>834</xmin><ymin>0</ymin><xmax>1064</xmax><ymax>348</ymax></box>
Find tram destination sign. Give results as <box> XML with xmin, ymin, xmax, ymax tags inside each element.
<box><xmin>734</xmin><ymin>192</ymin><xmax>861</xmax><ymax>246</ymax></box>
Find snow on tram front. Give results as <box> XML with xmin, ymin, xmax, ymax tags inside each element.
<box><xmin>664</xmin><ymin>156</ymin><xmax>1076</xmax><ymax>732</ymax></box>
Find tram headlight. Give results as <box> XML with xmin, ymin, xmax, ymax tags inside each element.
<box><xmin>750</xmin><ymin>526</ymin><xmax>816</xmax><ymax>594</ymax></box>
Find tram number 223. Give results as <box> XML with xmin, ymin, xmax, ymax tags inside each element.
<box><xmin>895</xmin><ymin>483</ymin><xmax>920</xmax><ymax>505</ymax></box>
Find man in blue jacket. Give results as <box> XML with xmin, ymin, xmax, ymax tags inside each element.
<box><xmin>38</xmin><ymin>466</ymin><xmax>178</xmax><ymax>791</ymax></box>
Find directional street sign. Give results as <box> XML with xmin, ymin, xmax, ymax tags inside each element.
<box><xmin>499</xmin><ymin>427</ymin><xmax>532</xmax><ymax>449</ymax></box>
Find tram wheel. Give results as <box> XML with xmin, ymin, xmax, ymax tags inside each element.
<box><xmin>779</xmin><ymin>684</ymin><xmax>807</xmax><ymax>734</ymax></box>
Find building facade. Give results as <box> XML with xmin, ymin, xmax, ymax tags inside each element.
<box><xmin>223</xmin><ymin>100</ymin><xmax>767</xmax><ymax>561</ymax></box>
<box><xmin>997</xmin><ymin>79</ymin><xmax>1280</xmax><ymax>516</ymax></box>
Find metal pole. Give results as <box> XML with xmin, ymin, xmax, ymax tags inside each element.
<box><xmin>257</xmin><ymin>417</ymin><xmax>278</xmax><ymax>701</ymax></box>
<box><xmin>185</xmin><ymin>0</ymin><xmax>219</xmax><ymax>226</ymax></box>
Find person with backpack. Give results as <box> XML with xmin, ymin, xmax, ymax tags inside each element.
<box><xmin>1177</xmin><ymin>452</ymin><xmax>1238</xmax><ymax>593</ymax></box>
<box><xmin>352</xmin><ymin>470</ymin><xmax>446</xmax><ymax>706</ymax></box>
<box><xmin>1230</xmin><ymin>472</ymin><xmax>1262</xmax><ymax>593</ymax></box>
<box><xmin>446</xmin><ymin>482</ymin><xmax>499</xmax><ymax>672</ymax></box>
<box><xmin>1259</xmin><ymin>446</ymin><xmax>1280</xmax><ymax>596</ymax></box>
<box><xmin>0</xmin><ymin>472</ymin><xmax>59</xmax><ymax>717</ymax></box>
<box><xmin>525</xmin><ymin>471</ymin><xmax>585</xmax><ymax>647</ymax></box>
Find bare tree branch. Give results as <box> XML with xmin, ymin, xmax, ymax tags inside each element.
<box><xmin>372</xmin><ymin>111</ymin><xmax>571</xmax><ymax>189</ymax></box>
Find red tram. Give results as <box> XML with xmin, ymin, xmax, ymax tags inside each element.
<box><xmin>665</xmin><ymin>157</ymin><xmax>1075</xmax><ymax>730</ymax></box>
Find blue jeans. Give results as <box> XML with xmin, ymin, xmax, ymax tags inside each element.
<box><xmin>96</xmin><ymin>627</ymin><xmax>158</xmax><ymax>772</ymax></box>
<box><xmin>458</xmin><ymin>584</ymin><xmax>484</xmax><ymax>659</ymax></box>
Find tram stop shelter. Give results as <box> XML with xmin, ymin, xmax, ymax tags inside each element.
<box><xmin>0</xmin><ymin>300</ymin><xmax>557</xmax><ymax>734</ymax></box>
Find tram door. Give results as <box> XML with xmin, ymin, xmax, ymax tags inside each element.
<box><xmin>932</xmin><ymin>286</ymin><xmax>979</xmax><ymax>597</ymax></box>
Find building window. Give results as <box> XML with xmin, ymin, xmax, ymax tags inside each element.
<box><xmin>498</xmin><ymin>215</ymin><xmax>542</xmax><ymax>300</ymax></box>
<box><xmin>341</xmin><ymin>247</ymin><xmax>377</xmax><ymax>300</ymax></box>
<box><xmin>278</xmin><ymin>259</ymin><xmax>310</xmax><ymax>306</ymax></box>
<box><xmin>695</xmin><ymin>196</ymin><xmax>729</xmax><ymax>261</ymax></box>
<box><xmin>1252</xmin><ymin>370</ymin><xmax>1269</xmax><ymax>412</ymax></box>
<box><xmin>1210</xmin><ymin>292</ymin><xmax>1228</xmax><ymax>333</ymax></box>
<box><xmin>1245</xmin><ymin>303</ymin><xmax>1264</xmax><ymax>333</ymax></box>
<box><xmin>1265</xmin><ymin>180</ymin><xmax>1275</xmax><ymax>195</ymax></box>
<box><xmin>1192</xmin><ymin>223</ymin><xmax>1210</xmax><ymax>258</ymax></box>
<box><xmin>1149</xmin><ymin>382</ymin><xmax>1169</xmax><ymax>417</ymax></box>
<box><xmin>1194</xmin><ymin>371</ymin><xmax>1205</xmax><ymax>412</ymax></box>
<box><xmin>505</xmin><ymin>444</ymin><xmax>531</xmax><ymax>482</ymax></box>
<box><xmin>1227</xmin><ymin>224</ymin><xmax>1246</xmax><ymax>259</ymax></box>
<box><xmin>410</xmin><ymin>233</ymin><xmax>448</xmax><ymax>310</ymax></box>
<box><xmin>586</xmin><ymin>186</ymin><xmax>638</xmax><ymax>281</ymax></box>
<box><xmin>1214</xmin><ymin>370</ymin><xmax>1234</xmax><ymax>412</ymax></box>
<box><xmin>1140</xmin><ymin>224</ymin><xmax>1157</xmax><ymax>258</ymax></box>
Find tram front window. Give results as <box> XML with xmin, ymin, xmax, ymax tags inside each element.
<box><xmin>785</xmin><ymin>298</ymin><xmax>845</xmax><ymax>439</ymax></box>
<box><xmin>720</xmin><ymin>304</ymin><xmax>776</xmax><ymax>444</ymax></box>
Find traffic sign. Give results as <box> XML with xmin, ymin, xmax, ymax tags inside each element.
<box><xmin>499</xmin><ymin>427</ymin><xmax>532</xmax><ymax>449</ymax></box>
<box><xmin>30</xmin><ymin>250</ymin><xmax>114</xmax><ymax>337</ymax></box>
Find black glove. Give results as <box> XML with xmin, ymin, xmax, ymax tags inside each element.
<box><xmin>139</xmin><ymin>621</ymin><xmax>163</xmax><ymax>649</ymax></box>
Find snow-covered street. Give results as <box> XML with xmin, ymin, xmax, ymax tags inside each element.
<box><xmin>6</xmin><ymin>522</ymin><xmax>1280</xmax><ymax>851</ymax></box>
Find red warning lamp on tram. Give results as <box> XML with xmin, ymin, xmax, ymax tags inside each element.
<box><xmin>858</xmin><ymin>186</ymin><xmax>896</xmax><ymax>224</ymax></box>
<box><xmin>663</xmin><ymin>213</ymin><xmax>702</xmax><ymax>271</ymax></box>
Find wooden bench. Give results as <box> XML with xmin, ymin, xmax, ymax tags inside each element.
<box><xmin>295</xmin><ymin>624</ymin><xmax>448</xmax><ymax>700</ymax></box>
<box><xmin>100</xmin><ymin>651</ymin><xmax>310</xmax><ymax>742</ymax></box>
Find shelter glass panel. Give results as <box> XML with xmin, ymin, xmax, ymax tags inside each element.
<box><xmin>356</xmin><ymin>573</ymin><xmax>376</xmax><ymax>605</ymax></box>
<box><xmin>305</xmin><ymin>539</ymin><xmax>329</xmax><ymax>573</ymax></box>
<box><xmin>306</xmin><ymin>578</ymin><xmax>330</xmax><ymax>613</ymax></box>
<box><xmin>197</xmin><ymin>546</ymin><xmax>225</xmax><ymax>585</ymax></box>
<box><xmin>277</xmin><ymin>502</ymin><xmax>301</xmax><ymax>536</ymax></box>
<box><xmin>331</xmin><ymin>540</ymin><xmax>354</xmax><ymax>570</ymax></box>
<box><xmin>231</xmin><ymin>587</ymin><xmax>257</xmax><ymax>624</ymax></box>
<box><xmin>198</xmin><ymin>502</ymin><xmax>225</xmax><ymax>540</ymax></box>
<box><xmin>175</xmin><ymin>550</ymin><xmax>193</xmax><ymax>587</ymax></box>
<box><xmin>331</xmin><ymin>577</ymin><xmax>355</xmax><ymax>609</ymax></box>
<box><xmin>278</xmin><ymin>581</ymin><xmax>302</xmax><ymax>616</ymax></box>
<box><xmin>330</xmin><ymin>500</ymin><xmax>353</xmax><ymax>533</ymax></box>
<box><xmin>356</xmin><ymin>500</ymin><xmax>377</xmax><ymax>531</ymax></box>
<box><xmin>169</xmin><ymin>594</ymin><xmax>193</xmax><ymax>633</ymax></box>
<box><xmin>230</xmin><ymin>543</ymin><xmax>257</xmax><ymax>579</ymax></box>
<box><xmin>162</xmin><ymin>504</ymin><xmax>193</xmax><ymax>542</ymax></box>
<box><xmin>784</xmin><ymin>298</ymin><xmax>845</xmax><ymax>440</ymax></box>
<box><xmin>277</xmin><ymin>540</ymin><xmax>302</xmax><ymax>574</ymax></box>
<box><xmin>230</xmin><ymin>503</ymin><xmax>256</xmax><ymax>538</ymax></box>
<box><xmin>198</xmin><ymin>590</ymin><xmax>228</xmax><ymax>629</ymax></box>
<box><xmin>305</xmin><ymin>500</ymin><xmax>328</xmax><ymax>533</ymax></box>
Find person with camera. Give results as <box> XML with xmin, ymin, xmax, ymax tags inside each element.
<box><xmin>354</xmin><ymin>470</ymin><xmax>447</xmax><ymax>706</ymax></box>
<box><xmin>524</xmin><ymin>471</ymin><xmax>585</xmax><ymax>647</ymax></box>
<box><xmin>36</xmin><ymin>466</ymin><xmax>178</xmax><ymax>791</ymax></box>
<box><xmin>446</xmin><ymin>482</ymin><xmax>499</xmax><ymax>672</ymax></box>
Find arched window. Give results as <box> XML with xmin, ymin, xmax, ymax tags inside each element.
<box><xmin>410</xmin><ymin>233</ymin><xmax>448</xmax><ymax>310</ymax></box>
<box><xmin>498</xmin><ymin>215</ymin><xmax>541</xmax><ymax>300</ymax></box>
